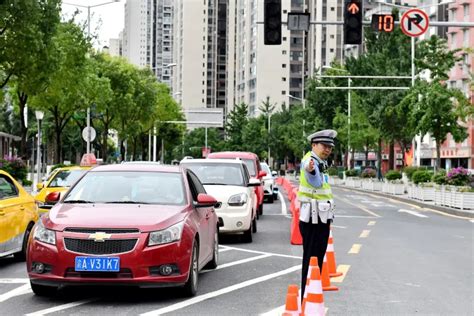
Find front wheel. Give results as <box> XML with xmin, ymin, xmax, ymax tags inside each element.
<box><xmin>257</xmin><ymin>203</ymin><xmax>263</xmax><ymax>216</ymax></box>
<box><xmin>14</xmin><ymin>225</ymin><xmax>33</xmax><ymax>261</ymax></box>
<box><xmin>183</xmin><ymin>242</ymin><xmax>199</xmax><ymax>297</ymax></box>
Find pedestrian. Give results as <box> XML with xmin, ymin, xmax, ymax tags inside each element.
<box><xmin>298</xmin><ymin>129</ymin><xmax>337</xmax><ymax>298</ymax></box>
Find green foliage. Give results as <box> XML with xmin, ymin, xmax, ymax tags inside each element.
<box><xmin>385</xmin><ymin>170</ymin><xmax>402</xmax><ymax>181</ymax></box>
<box><xmin>225</xmin><ymin>103</ymin><xmax>249</xmax><ymax>150</ymax></box>
<box><xmin>327</xmin><ymin>166</ymin><xmax>338</xmax><ymax>176</ymax></box>
<box><xmin>403</xmin><ymin>166</ymin><xmax>419</xmax><ymax>181</ymax></box>
<box><xmin>432</xmin><ymin>170</ymin><xmax>448</xmax><ymax>185</ymax></box>
<box><xmin>412</xmin><ymin>170</ymin><xmax>433</xmax><ymax>184</ymax></box>
<box><xmin>0</xmin><ymin>156</ymin><xmax>27</xmax><ymax>182</ymax></box>
<box><xmin>345</xmin><ymin>169</ymin><xmax>358</xmax><ymax>177</ymax></box>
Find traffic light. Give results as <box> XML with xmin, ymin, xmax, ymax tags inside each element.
<box><xmin>264</xmin><ymin>0</ymin><xmax>282</xmax><ymax>45</ymax></box>
<box><xmin>344</xmin><ymin>0</ymin><xmax>363</xmax><ymax>44</ymax></box>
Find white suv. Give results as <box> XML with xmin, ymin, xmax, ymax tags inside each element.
<box><xmin>260</xmin><ymin>162</ymin><xmax>278</xmax><ymax>203</ymax></box>
<box><xmin>180</xmin><ymin>159</ymin><xmax>260</xmax><ymax>243</ymax></box>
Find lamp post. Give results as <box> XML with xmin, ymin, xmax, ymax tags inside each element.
<box><xmin>35</xmin><ymin>111</ymin><xmax>44</xmax><ymax>188</ymax></box>
<box><xmin>287</xmin><ymin>94</ymin><xmax>306</xmax><ymax>157</ymax></box>
<box><xmin>63</xmin><ymin>0</ymin><xmax>121</xmax><ymax>154</ymax></box>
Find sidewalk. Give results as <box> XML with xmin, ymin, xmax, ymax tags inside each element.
<box><xmin>282</xmin><ymin>175</ymin><xmax>474</xmax><ymax>219</ymax></box>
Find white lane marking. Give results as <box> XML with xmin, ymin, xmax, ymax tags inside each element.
<box><xmin>0</xmin><ymin>278</ymin><xmax>29</xmax><ymax>284</ymax></box>
<box><xmin>140</xmin><ymin>265</ymin><xmax>302</xmax><ymax>316</ymax></box>
<box><xmin>0</xmin><ymin>284</ymin><xmax>32</xmax><ymax>303</ymax></box>
<box><xmin>331</xmin><ymin>225</ymin><xmax>347</xmax><ymax>229</ymax></box>
<box><xmin>337</xmin><ymin>197</ymin><xmax>381</xmax><ymax>218</ymax></box>
<box><xmin>368</xmin><ymin>221</ymin><xmax>376</xmax><ymax>226</ymax></box>
<box><xmin>470</xmin><ymin>220</ymin><xmax>474</xmax><ymax>223</ymax></box>
<box><xmin>218</xmin><ymin>247</ymin><xmax>232</xmax><ymax>253</ymax></box>
<box><xmin>259</xmin><ymin>304</ymin><xmax>285</xmax><ymax>315</ymax></box>
<box><xmin>359</xmin><ymin>230</ymin><xmax>370</xmax><ymax>238</ymax></box>
<box><xmin>25</xmin><ymin>299</ymin><xmax>97</xmax><ymax>316</ymax></box>
<box><xmin>218</xmin><ymin>245</ymin><xmax>302</xmax><ymax>260</ymax></box>
<box><xmin>349</xmin><ymin>244</ymin><xmax>361</xmax><ymax>254</ymax></box>
<box><xmin>398</xmin><ymin>209</ymin><xmax>429</xmax><ymax>218</ymax></box>
<box><xmin>335</xmin><ymin>215</ymin><xmax>378</xmax><ymax>218</ymax></box>
<box><xmin>278</xmin><ymin>191</ymin><xmax>287</xmax><ymax>215</ymax></box>
<box><xmin>202</xmin><ymin>254</ymin><xmax>271</xmax><ymax>273</ymax></box>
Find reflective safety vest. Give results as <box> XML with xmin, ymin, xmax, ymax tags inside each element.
<box><xmin>298</xmin><ymin>151</ymin><xmax>333</xmax><ymax>202</ymax></box>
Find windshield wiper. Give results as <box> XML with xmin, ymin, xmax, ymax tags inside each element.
<box><xmin>104</xmin><ymin>201</ymin><xmax>150</xmax><ymax>204</ymax></box>
<box><xmin>63</xmin><ymin>200</ymin><xmax>93</xmax><ymax>204</ymax></box>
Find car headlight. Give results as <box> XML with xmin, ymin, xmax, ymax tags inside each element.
<box><xmin>148</xmin><ymin>221</ymin><xmax>184</xmax><ymax>246</ymax></box>
<box><xmin>33</xmin><ymin>220</ymin><xmax>56</xmax><ymax>245</ymax></box>
<box><xmin>228</xmin><ymin>193</ymin><xmax>248</xmax><ymax>206</ymax></box>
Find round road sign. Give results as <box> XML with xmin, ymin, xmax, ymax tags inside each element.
<box><xmin>82</xmin><ymin>126</ymin><xmax>96</xmax><ymax>142</ymax></box>
<box><xmin>401</xmin><ymin>8</ymin><xmax>429</xmax><ymax>37</ymax></box>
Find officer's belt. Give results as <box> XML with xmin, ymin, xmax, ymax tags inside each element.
<box><xmin>298</xmin><ymin>186</ymin><xmax>332</xmax><ymax>195</ymax></box>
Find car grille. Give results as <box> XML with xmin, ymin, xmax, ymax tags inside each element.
<box><xmin>64</xmin><ymin>228</ymin><xmax>139</xmax><ymax>234</ymax></box>
<box><xmin>65</xmin><ymin>268</ymin><xmax>133</xmax><ymax>279</ymax></box>
<box><xmin>64</xmin><ymin>238</ymin><xmax>138</xmax><ymax>255</ymax></box>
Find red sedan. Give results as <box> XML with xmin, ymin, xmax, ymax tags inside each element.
<box><xmin>27</xmin><ymin>164</ymin><xmax>219</xmax><ymax>297</ymax></box>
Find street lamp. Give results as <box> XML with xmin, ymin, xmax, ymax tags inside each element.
<box><xmin>63</xmin><ymin>0</ymin><xmax>121</xmax><ymax>154</ymax></box>
<box><xmin>35</xmin><ymin>110</ymin><xmax>44</xmax><ymax>188</ymax></box>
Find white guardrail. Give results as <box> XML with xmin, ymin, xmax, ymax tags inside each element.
<box><xmin>329</xmin><ymin>177</ymin><xmax>474</xmax><ymax>212</ymax></box>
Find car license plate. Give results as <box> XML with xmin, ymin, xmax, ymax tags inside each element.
<box><xmin>75</xmin><ymin>257</ymin><xmax>120</xmax><ymax>272</ymax></box>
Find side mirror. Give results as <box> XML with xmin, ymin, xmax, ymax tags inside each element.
<box><xmin>258</xmin><ymin>170</ymin><xmax>267</xmax><ymax>178</ymax></box>
<box><xmin>194</xmin><ymin>193</ymin><xmax>217</xmax><ymax>208</ymax></box>
<box><xmin>36</xmin><ymin>183</ymin><xmax>44</xmax><ymax>190</ymax></box>
<box><xmin>271</xmin><ymin>171</ymin><xmax>278</xmax><ymax>177</ymax></box>
<box><xmin>45</xmin><ymin>191</ymin><xmax>61</xmax><ymax>205</ymax></box>
<box><xmin>248</xmin><ymin>178</ymin><xmax>261</xmax><ymax>187</ymax></box>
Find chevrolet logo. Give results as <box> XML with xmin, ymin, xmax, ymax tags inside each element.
<box><xmin>88</xmin><ymin>232</ymin><xmax>111</xmax><ymax>242</ymax></box>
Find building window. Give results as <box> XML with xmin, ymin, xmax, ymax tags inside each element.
<box><xmin>450</xmin><ymin>32</ymin><xmax>456</xmax><ymax>47</ymax></box>
<box><xmin>282</xmin><ymin>50</ymin><xmax>287</xmax><ymax>54</ymax></box>
<box><xmin>330</xmin><ymin>48</ymin><xmax>334</xmax><ymax>53</ymax></box>
<box><xmin>281</xmin><ymin>90</ymin><xmax>286</xmax><ymax>95</ymax></box>
<box><xmin>463</xmin><ymin>29</ymin><xmax>469</xmax><ymax>47</ymax></box>
<box><xmin>283</xmin><ymin>37</ymin><xmax>287</xmax><ymax>41</ymax></box>
<box><xmin>282</xmin><ymin>64</ymin><xmax>287</xmax><ymax>68</ymax></box>
<box><xmin>330</xmin><ymin>7</ymin><xmax>335</xmax><ymax>11</ymax></box>
<box><xmin>463</xmin><ymin>4</ymin><xmax>470</xmax><ymax>20</ymax></box>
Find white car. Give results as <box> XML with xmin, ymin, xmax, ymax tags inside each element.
<box><xmin>260</xmin><ymin>162</ymin><xmax>278</xmax><ymax>203</ymax></box>
<box><xmin>180</xmin><ymin>159</ymin><xmax>259</xmax><ymax>243</ymax></box>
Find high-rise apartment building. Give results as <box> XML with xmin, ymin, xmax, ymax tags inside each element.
<box><xmin>122</xmin><ymin>0</ymin><xmax>175</xmax><ymax>91</ymax></box>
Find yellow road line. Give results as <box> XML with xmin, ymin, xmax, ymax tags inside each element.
<box><xmin>349</xmin><ymin>244</ymin><xmax>361</xmax><ymax>254</ymax></box>
<box><xmin>339</xmin><ymin>196</ymin><xmax>381</xmax><ymax>218</ymax></box>
<box><xmin>368</xmin><ymin>221</ymin><xmax>376</xmax><ymax>226</ymax></box>
<box><xmin>359</xmin><ymin>230</ymin><xmax>370</xmax><ymax>238</ymax></box>
<box><xmin>331</xmin><ymin>264</ymin><xmax>350</xmax><ymax>283</ymax></box>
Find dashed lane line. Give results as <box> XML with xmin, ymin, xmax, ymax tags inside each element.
<box><xmin>359</xmin><ymin>230</ymin><xmax>371</xmax><ymax>238</ymax></box>
<box><xmin>336</xmin><ymin>196</ymin><xmax>381</xmax><ymax>218</ymax></box>
<box><xmin>201</xmin><ymin>254</ymin><xmax>271</xmax><ymax>273</ymax></box>
<box><xmin>348</xmin><ymin>244</ymin><xmax>361</xmax><ymax>254</ymax></box>
<box><xmin>140</xmin><ymin>265</ymin><xmax>302</xmax><ymax>316</ymax></box>
<box><xmin>25</xmin><ymin>299</ymin><xmax>98</xmax><ymax>316</ymax></box>
<box><xmin>368</xmin><ymin>221</ymin><xmax>376</xmax><ymax>226</ymax></box>
<box><xmin>278</xmin><ymin>191</ymin><xmax>287</xmax><ymax>215</ymax></box>
<box><xmin>331</xmin><ymin>265</ymin><xmax>350</xmax><ymax>283</ymax></box>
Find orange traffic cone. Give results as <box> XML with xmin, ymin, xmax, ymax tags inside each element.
<box><xmin>302</xmin><ymin>263</ymin><xmax>325</xmax><ymax>315</ymax></box>
<box><xmin>321</xmin><ymin>254</ymin><xmax>339</xmax><ymax>291</ymax></box>
<box><xmin>327</xmin><ymin>230</ymin><xmax>343</xmax><ymax>278</ymax></box>
<box><xmin>282</xmin><ymin>292</ymin><xmax>299</xmax><ymax>316</ymax></box>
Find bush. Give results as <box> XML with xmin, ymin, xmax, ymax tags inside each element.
<box><xmin>412</xmin><ymin>170</ymin><xmax>433</xmax><ymax>184</ymax></box>
<box><xmin>403</xmin><ymin>166</ymin><xmax>419</xmax><ymax>181</ymax></box>
<box><xmin>385</xmin><ymin>170</ymin><xmax>402</xmax><ymax>181</ymax></box>
<box><xmin>361</xmin><ymin>168</ymin><xmax>376</xmax><ymax>178</ymax></box>
<box><xmin>446</xmin><ymin>167</ymin><xmax>471</xmax><ymax>186</ymax></box>
<box><xmin>345</xmin><ymin>169</ymin><xmax>358</xmax><ymax>177</ymax></box>
<box><xmin>0</xmin><ymin>156</ymin><xmax>28</xmax><ymax>182</ymax></box>
<box><xmin>432</xmin><ymin>169</ymin><xmax>447</xmax><ymax>185</ymax></box>
<box><xmin>327</xmin><ymin>166</ymin><xmax>338</xmax><ymax>176</ymax></box>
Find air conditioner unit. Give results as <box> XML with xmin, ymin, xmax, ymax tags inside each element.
<box><xmin>396</xmin><ymin>153</ymin><xmax>403</xmax><ymax>159</ymax></box>
<box><xmin>395</xmin><ymin>160</ymin><xmax>403</xmax><ymax>166</ymax></box>
<box><xmin>382</xmin><ymin>154</ymin><xmax>389</xmax><ymax>160</ymax></box>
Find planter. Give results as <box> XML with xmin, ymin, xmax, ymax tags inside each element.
<box><xmin>434</xmin><ymin>186</ymin><xmax>474</xmax><ymax>211</ymax></box>
<box><xmin>383</xmin><ymin>182</ymin><xmax>405</xmax><ymax>195</ymax></box>
<box><xmin>361</xmin><ymin>179</ymin><xmax>382</xmax><ymax>191</ymax></box>
<box><xmin>408</xmin><ymin>184</ymin><xmax>436</xmax><ymax>201</ymax></box>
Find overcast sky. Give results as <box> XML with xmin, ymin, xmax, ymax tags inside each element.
<box><xmin>61</xmin><ymin>0</ymin><xmax>125</xmax><ymax>49</ymax></box>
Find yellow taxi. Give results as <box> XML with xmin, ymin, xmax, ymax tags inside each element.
<box><xmin>35</xmin><ymin>166</ymin><xmax>90</xmax><ymax>213</ymax></box>
<box><xmin>0</xmin><ymin>170</ymin><xmax>39</xmax><ymax>260</ymax></box>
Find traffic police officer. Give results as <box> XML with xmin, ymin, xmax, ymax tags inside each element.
<box><xmin>298</xmin><ymin>129</ymin><xmax>337</xmax><ymax>297</ymax></box>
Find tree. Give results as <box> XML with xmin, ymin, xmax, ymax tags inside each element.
<box><xmin>401</xmin><ymin>80</ymin><xmax>470</xmax><ymax>170</ymax></box>
<box><xmin>225</xmin><ymin>103</ymin><xmax>249</xmax><ymax>150</ymax></box>
<box><xmin>0</xmin><ymin>0</ymin><xmax>61</xmax><ymax>155</ymax></box>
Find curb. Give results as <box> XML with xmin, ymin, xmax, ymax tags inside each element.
<box><xmin>333</xmin><ymin>184</ymin><xmax>474</xmax><ymax>219</ymax></box>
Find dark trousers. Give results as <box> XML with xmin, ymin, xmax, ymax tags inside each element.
<box><xmin>299</xmin><ymin>218</ymin><xmax>331</xmax><ymax>299</ymax></box>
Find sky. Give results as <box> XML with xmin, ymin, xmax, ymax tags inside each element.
<box><xmin>61</xmin><ymin>0</ymin><xmax>125</xmax><ymax>49</ymax></box>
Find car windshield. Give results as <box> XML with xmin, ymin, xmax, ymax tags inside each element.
<box><xmin>261</xmin><ymin>163</ymin><xmax>271</xmax><ymax>175</ymax></box>
<box><xmin>242</xmin><ymin>159</ymin><xmax>256</xmax><ymax>177</ymax></box>
<box><xmin>63</xmin><ymin>171</ymin><xmax>186</xmax><ymax>205</ymax></box>
<box><xmin>183</xmin><ymin>163</ymin><xmax>245</xmax><ymax>186</ymax></box>
<box><xmin>48</xmin><ymin>170</ymin><xmax>87</xmax><ymax>188</ymax></box>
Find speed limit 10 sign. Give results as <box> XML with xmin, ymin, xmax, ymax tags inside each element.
<box><xmin>371</xmin><ymin>14</ymin><xmax>395</xmax><ymax>32</ymax></box>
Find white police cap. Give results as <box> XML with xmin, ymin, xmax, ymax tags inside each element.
<box><xmin>307</xmin><ymin>129</ymin><xmax>337</xmax><ymax>147</ymax></box>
